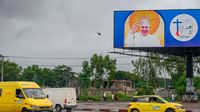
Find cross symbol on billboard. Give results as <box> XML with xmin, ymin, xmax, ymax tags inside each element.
<box><xmin>173</xmin><ymin>19</ymin><xmax>183</xmax><ymax>36</ymax></box>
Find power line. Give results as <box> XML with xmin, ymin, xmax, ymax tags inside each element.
<box><xmin>5</xmin><ymin>55</ymin><xmax>131</xmax><ymax>60</ymax></box>
<box><xmin>18</xmin><ymin>64</ymin><xmax>83</xmax><ymax>67</ymax></box>
<box><xmin>17</xmin><ymin>62</ymin><xmax>133</xmax><ymax>68</ymax></box>
<box><xmin>6</xmin><ymin>56</ymin><xmax>91</xmax><ymax>60</ymax></box>
<box><xmin>2</xmin><ymin>55</ymin><xmax>134</xmax><ymax>68</ymax></box>
<box><xmin>110</xmin><ymin>51</ymin><xmax>185</xmax><ymax>63</ymax></box>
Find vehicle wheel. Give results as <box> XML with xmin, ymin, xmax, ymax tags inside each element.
<box><xmin>55</xmin><ymin>104</ymin><xmax>62</xmax><ymax>112</ymax></box>
<box><xmin>131</xmin><ymin>109</ymin><xmax>139</xmax><ymax>112</ymax></box>
<box><xmin>66</xmin><ymin>108</ymin><xmax>72</xmax><ymax>112</ymax></box>
<box><xmin>165</xmin><ymin>108</ymin><xmax>175</xmax><ymax>112</ymax></box>
<box><xmin>21</xmin><ymin>108</ymin><xmax>30</xmax><ymax>112</ymax></box>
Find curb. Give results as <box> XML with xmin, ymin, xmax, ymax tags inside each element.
<box><xmin>73</xmin><ymin>109</ymin><xmax>200</xmax><ymax>112</ymax></box>
<box><xmin>186</xmin><ymin>110</ymin><xmax>200</xmax><ymax>112</ymax></box>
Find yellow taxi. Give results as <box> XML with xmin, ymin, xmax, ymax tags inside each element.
<box><xmin>128</xmin><ymin>95</ymin><xmax>185</xmax><ymax>112</ymax></box>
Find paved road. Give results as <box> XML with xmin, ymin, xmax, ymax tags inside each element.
<box><xmin>58</xmin><ymin>101</ymin><xmax>200</xmax><ymax>112</ymax></box>
<box><xmin>76</xmin><ymin>101</ymin><xmax>200</xmax><ymax>110</ymax></box>
<box><xmin>76</xmin><ymin>102</ymin><xmax>129</xmax><ymax>110</ymax></box>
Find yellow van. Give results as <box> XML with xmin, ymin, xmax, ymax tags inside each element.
<box><xmin>0</xmin><ymin>81</ymin><xmax>53</xmax><ymax>112</ymax></box>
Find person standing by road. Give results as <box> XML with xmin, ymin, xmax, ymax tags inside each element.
<box><xmin>171</xmin><ymin>92</ymin><xmax>175</xmax><ymax>102</ymax></box>
<box><xmin>103</xmin><ymin>91</ymin><xmax>107</xmax><ymax>101</ymax></box>
<box><xmin>111</xmin><ymin>92</ymin><xmax>115</xmax><ymax>101</ymax></box>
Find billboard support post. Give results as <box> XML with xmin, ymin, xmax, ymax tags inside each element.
<box><xmin>186</xmin><ymin>52</ymin><xmax>194</xmax><ymax>93</ymax></box>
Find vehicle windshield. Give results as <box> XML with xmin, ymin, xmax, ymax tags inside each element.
<box><xmin>23</xmin><ymin>88</ymin><xmax>46</xmax><ymax>99</ymax></box>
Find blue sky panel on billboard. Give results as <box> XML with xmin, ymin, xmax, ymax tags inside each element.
<box><xmin>114</xmin><ymin>9</ymin><xmax>200</xmax><ymax>48</ymax></box>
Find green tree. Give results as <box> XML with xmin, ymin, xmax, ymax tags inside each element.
<box><xmin>194</xmin><ymin>56</ymin><xmax>200</xmax><ymax>75</ymax></box>
<box><xmin>131</xmin><ymin>53</ymin><xmax>188</xmax><ymax>95</ymax></box>
<box><xmin>193</xmin><ymin>56</ymin><xmax>200</xmax><ymax>91</ymax></box>
<box><xmin>79</xmin><ymin>61</ymin><xmax>91</xmax><ymax>89</ymax></box>
<box><xmin>53</xmin><ymin>65</ymin><xmax>75</xmax><ymax>87</ymax></box>
<box><xmin>90</xmin><ymin>54</ymin><xmax>105</xmax><ymax>88</ymax></box>
<box><xmin>175</xmin><ymin>75</ymin><xmax>186</xmax><ymax>95</ymax></box>
<box><xmin>104</xmin><ymin>55</ymin><xmax>116</xmax><ymax>79</ymax></box>
<box><xmin>22</xmin><ymin>65</ymin><xmax>59</xmax><ymax>87</ymax></box>
<box><xmin>193</xmin><ymin>76</ymin><xmax>200</xmax><ymax>90</ymax></box>
<box><xmin>1</xmin><ymin>60</ymin><xmax>21</xmax><ymax>81</ymax></box>
<box><xmin>41</xmin><ymin>68</ymin><xmax>56</xmax><ymax>87</ymax></box>
<box><xmin>81</xmin><ymin>54</ymin><xmax>116</xmax><ymax>89</ymax></box>
<box><xmin>90</xmin><ymin>54</ymin><xmax>116</xmax><ymax>89</ymax></box>
<box><xmin>162</xmin><ymin>55</ymin><xmax>185</xmax><ymax>89</ymax></box>
<box><xmin>108</xmin><ymin>71</ymin><xmax>129</xmax><ymax>80</ymax></box>
<box><xmin>132</xmin><ymin>53</ymin><xmax>162</xmax><ymax>92</ymax></box>
<box><xmin>22</xmin><ymin>65</ymin><xmax>43</xmax><ymax>85</ymax></box>
<box><xmin>137</xmin><ymin>83</ymin><xmax>154</xmax><ymax>95</ymax></box>
<box><xmin>109</xmin><ymin>70</ymin><xmax>137</xmax><ymax>80</ymax></box>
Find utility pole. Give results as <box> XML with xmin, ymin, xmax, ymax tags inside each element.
<box><xmin>1</xmin><ymin>55</ymin><xmax>4</xmax><ymax>82</ymax></box>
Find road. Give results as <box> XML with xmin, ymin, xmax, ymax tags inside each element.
<box><xmin>58</xmin><ymin>101</ymin><xmax>200</xmax><ymax>112</ymax></box>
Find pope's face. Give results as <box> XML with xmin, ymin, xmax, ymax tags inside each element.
<box><xmin>140</xmin><ymin>19</ymin><xmax>150</xmax><ymax>36</ymax></box>
<box><xmin>140</xmin><ymin>25</ymin><xmax>149</xmax><ymax>36</ymax></box>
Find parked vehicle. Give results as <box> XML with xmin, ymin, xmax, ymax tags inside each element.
<box><xmin>182</xmin><ymin>92</ymin><xmax>199</xmax><ymax>103</ymax></box>
<box><xmin>43</xmin><ymin>88</ymin><xmax>77</xmax><ymax>112</ymax></box>
<box><xmin>0</xmin><ymin>81</ymin><xmax>53</xmax><ymax>112</ymax></box>
<box><xmin>128</xmin><ymin>95</ymin><xmax>185</xmax><ymax>112</ymax></box>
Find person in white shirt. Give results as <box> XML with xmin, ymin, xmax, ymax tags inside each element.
<box><xmin>171</xmin><ymin>93</ymin><xmax>175</xmax><ymax>102</ymax></box>
<box><xmin>103</xmin><ymin>91</ymin><xmax>107</xmax><ymax>101</ymax></box>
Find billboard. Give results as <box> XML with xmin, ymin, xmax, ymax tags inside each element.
<box><xmin>114</xmin><ymin>9</ymin><xmax>200</xmax><ymax>48</ymax></box>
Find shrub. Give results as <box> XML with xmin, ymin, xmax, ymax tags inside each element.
<box><xmin>79</xmin><ymin>95</ymin><xmax>88</xmax><ymax>101</ymax></box>
<box><xmin>137</xmin><ymin>85</ymin><xmax>154</xmax><ymax>95</ymax></box>
<box><xmin>88</xmin><ymin>95</ymin><xmax>101</xmax><ymax>101</ymax></box>
<box><xmin>115</xmin><ymin>92</ymin><xmax>130</xmax><ymax>101</ymax></box>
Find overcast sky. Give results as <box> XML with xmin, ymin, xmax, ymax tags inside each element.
<box><xmin>1</xmin><ymin>0</ymin><xmax>200</xmax><ymax>72</ymax></box>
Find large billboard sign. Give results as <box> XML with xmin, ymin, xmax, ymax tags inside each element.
<box><xmin>114</xmin><ymin>10</ymin><xmax>200</xmax><ymax>48</ymax></box>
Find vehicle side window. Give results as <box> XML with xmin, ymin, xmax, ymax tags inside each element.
<box><xmin>150</xmin><ymin>97</ymin><xmax>157</xmax><ymax>102</ymax></box>
<box><xmin>132</xmin><ymin>98</ymin><xmax>137</xmax><ymax>102</ymax></box>
<box><xmin>0</xmin><ymin>88</ymin><xmax>2</xmax><ymax>97</ymax></box>
<box><xmin>16</xmin><ymin>89</ymin><xmax>25</xmax><ymax>99</ymax></box>
<box><xmin>137</xmin><ymin>97</ymin><xmax>149</xmax><ymax>102</ymax></box>
<box><xmin>150</xmin><ymin>97</ymin><xmax>164</xmax><ymax>103</ymax></box>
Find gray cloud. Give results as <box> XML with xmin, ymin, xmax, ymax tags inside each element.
<box><xmin>0</xmin><ymin>0</ymin><xmax>45</xmax><ymax>20</ymax></box>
